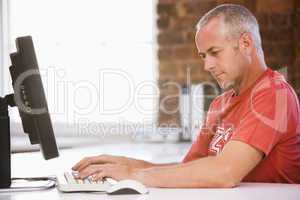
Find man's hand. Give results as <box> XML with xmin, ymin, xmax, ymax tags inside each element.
<box><xmin>74</xmin><ymin>163</ymin><xmax>139</xmax><ymax>181</ymax></box>
<box><xmin>72</xmin><ymin>154</ymin><xmax>152</xmax><ymax>180</ymax></box>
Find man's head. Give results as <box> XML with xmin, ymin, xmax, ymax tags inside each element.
<box><xmin>195</xmin><ymin>4</ymin><xmax>265</xmax><ymax>92</ymax></box>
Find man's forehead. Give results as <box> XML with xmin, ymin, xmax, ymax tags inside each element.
<box><xmin>195</xmin><ymin>18</ymin><xmax>227</xmax><ymax>52</ymax></box>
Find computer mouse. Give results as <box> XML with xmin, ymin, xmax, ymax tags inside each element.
<box><xmin>106</xmin><ymin>179</ymin><xmax>149</xmax><ymax>195</ymax></box>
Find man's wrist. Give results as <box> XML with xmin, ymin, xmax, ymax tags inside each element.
<box><xmin>132</xmin><ymin>169</ymin><xmax>149</xmax><ymax>185</ymax></box>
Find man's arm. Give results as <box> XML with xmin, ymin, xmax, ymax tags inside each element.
<box><xmin>121</xmin><ymin>158</ymin><xmax>178</xmax><ymax>168</ymax></box>
<box><xmin>133</xmin><ymin>140</ymin><xmax>263</xmax><ymax>188</ymax></box>
<box><xmin>72</xmin><ymin>154</ymin><xmax>178</xmax><ymax>172</ymax></box>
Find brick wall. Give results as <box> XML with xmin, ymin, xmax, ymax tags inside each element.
<box><xmin>294</xmin><ymin>0</ymin><xmax>300</xmax><ymax>97</ymax></box>
<box><xmin>156</xmin><ymin>0</ymin><xmax>300</xmax><ymax>126</ymax></box>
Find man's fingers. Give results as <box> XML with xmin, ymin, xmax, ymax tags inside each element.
<box><xmin>76</xmin><ymin>165</ymin><xmax>103</xmax><ymax>179</ymax></box>
<box><xmin>92</xmin><ymin>172</ymin><xmax>107</xmax><ymax>182</ymax></box>
<box><xmin>92</xmin><ymin>164</ymin><xmax>116</xmax><ymax>181</ymax></box>
<box><xmin>72</xmin><ymin>157</ymin><xmax>92</xmax><ymax>171</ymax></box>
<box><xmin>72</xmin><ymin>155</ymin><xmax>113</xmax><ymax>171</ymax></box>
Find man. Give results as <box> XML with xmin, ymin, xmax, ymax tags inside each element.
<box><xmin>72</xmin><ymin>4</ymin><xmax>300</xmax><ymax>187</ymax></box>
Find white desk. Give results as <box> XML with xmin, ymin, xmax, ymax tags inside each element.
<box><xmin>1</xmin><ymin>182</ymin><xmax>300</xmax><ymax>200</ymax></box>
<box><xmin>1</xmin><ymin>142</ymin><xmax>300</xmax><ymax>200</ymax></box>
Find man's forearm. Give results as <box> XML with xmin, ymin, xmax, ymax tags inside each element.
<box><xmin>134</xmin><ymin>156</ymin><xmax>236</xmax><ymax>188</ymax></box>
<box><xmin>132</xmin><ymin>158</ymin><xmax>178</xmax><ymax>169</ymax></box>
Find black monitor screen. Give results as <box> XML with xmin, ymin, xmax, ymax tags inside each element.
<box><xmin>9</xmin><ymin>36</ymin><xmax>59</xmax><ymax>160</ymax></box>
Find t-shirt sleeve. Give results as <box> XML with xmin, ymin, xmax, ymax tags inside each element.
<box><xmin>182</xmin><ymin>98</ymin><xmax>219</xmax><ymax>163</ymax></box>
<box><xmin>231</xmin><ymin>86</ymin><xmax>288</xmax><ymax>156</ymax></box>
<box><xmin>182</xmin><ymin>128</ymin><xmax>214</xmax><ymax>163</ymax></box>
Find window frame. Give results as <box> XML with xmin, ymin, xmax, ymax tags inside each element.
<box><xmin>0</xmin><ymin>0</ymin><xmax>10</xmax><ymax>96</ymax></box>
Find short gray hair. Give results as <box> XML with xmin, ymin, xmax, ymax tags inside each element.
<box><xmin>196</xmin><ymin>4</ymin><xmax>262</xmax><ymax>52</ymax></box>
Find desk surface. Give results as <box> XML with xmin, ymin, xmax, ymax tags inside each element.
<box><xmin>1</xmin><ymin>141</ymin><xmax>300</xmax><ymax>200</ymax></box>
<box><xmin>1</xmin><ymin>182</ymin><xmax>300</xmax><ymax>200</ymax></box>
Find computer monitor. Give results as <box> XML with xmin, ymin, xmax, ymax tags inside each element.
<box><xmin>9</xmin><ymin>36</ymin><xmax>59</xmax><ymax>160</ymax></box>
<box><xmin>0</xmin><ymin>36</ymin><xmax>59</xmax><ymax>188</ymax></box>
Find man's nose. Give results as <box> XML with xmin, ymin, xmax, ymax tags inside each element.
<box><xmin>203</xmin><ymin>57</ymin><xmax>215</xmax><ymax>72</ymax></box>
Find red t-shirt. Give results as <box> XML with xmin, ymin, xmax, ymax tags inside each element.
<box><xmin>182</xmin><ymin>68</ymin><xmax>300</xmax><ymax>183</ymax></box>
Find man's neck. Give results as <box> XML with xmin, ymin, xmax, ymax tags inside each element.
<box><xmin>233</xmin><ymin>60</ymin><xmax>267</xmax><ymax>96</ymax></box>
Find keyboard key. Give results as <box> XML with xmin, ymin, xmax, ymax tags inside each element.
<box><xmin>57</xmin><ymin>172</ymin><xmax>119</xmax><ymax>192</ymax></box>
<box><xmin>64</xmin><ymin>172</ymin><xmax>76</xmax><ymax>184</ymax></box>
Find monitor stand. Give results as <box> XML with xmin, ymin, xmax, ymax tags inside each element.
<box><xmin>0</xmin><ymin>94</ymin><xmax>14</xmax><ymax>188</ymax></box>
<box><xmin>0</xmin><ymin>94</ymin><xmax>55</xmax><ymax>191</ymax></box>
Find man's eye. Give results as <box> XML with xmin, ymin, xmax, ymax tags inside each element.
<box><xmin>210</xmin><ymin>51</ymin><xmax>219</xmax><ymax>56</ymax></box>
<box><xmin>198</xmin><ymin>53</ymin><xmax>206</xmax><ymax>60</ymax></box>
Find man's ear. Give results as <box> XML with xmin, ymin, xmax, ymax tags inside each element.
<box><xmin>239</xmin><ymin>32</ymin><xmax>254</xmax><ymax>56</ymax></box>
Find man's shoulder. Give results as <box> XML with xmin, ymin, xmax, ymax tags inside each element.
<box><xmin>208</xmin><ymin>68</ymin><xmax>298</xmax><ymax>109</ymax></box>
<box><xmin>252</xmin><ymin>69</ymin><xmax>294</xmax><ymax>98</ymax></box>
<box><xmin>249</xmin><ymin>69</ymin><xmax>299</xmax><ymax>116</ymax></box>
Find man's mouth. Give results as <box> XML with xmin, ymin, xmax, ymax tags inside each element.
<box><xmin>215</xmin><ymin>73</ymin><xmax>224</xmax><ymax>79</ymax></box>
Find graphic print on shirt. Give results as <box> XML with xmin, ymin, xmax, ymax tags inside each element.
<box><xmin>209</xmin><ymin>126</ymin><xmax>233</xmax><ymax>155</ymax></box>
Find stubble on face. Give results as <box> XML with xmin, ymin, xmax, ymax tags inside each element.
<box><xmin>221</xmin><ymin>80</ymin><xmax>235</xmax><ymax>91</ymax></box>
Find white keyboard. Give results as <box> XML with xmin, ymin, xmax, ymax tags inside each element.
<box><xmin>56</xmin><ymin>172</ymin><xmax>118</xmax><ymax>192</ymax></box>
